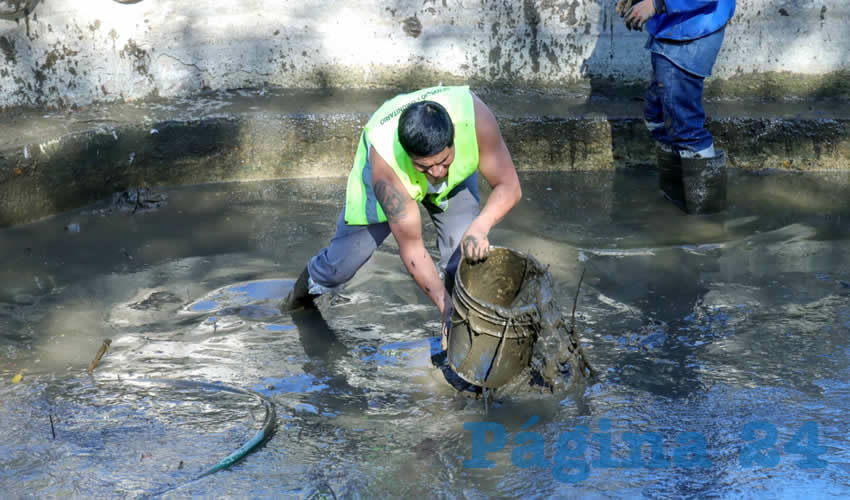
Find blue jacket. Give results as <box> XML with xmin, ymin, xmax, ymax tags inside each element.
<box><xmin>648</xmin><ymin>0</ymin><xmax>736</xmax><ymax>41</ymax></box>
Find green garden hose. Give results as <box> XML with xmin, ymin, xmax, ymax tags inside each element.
<box><xmin>127</xmin><ymin>378</ymin><xmax>276</xmax><ymax>497</ymax></box>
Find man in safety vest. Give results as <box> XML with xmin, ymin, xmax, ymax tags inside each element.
<box><xmin>281</xmin><ymin>85</ymin><xmax>522</xmax><ymax>350</ymax></box>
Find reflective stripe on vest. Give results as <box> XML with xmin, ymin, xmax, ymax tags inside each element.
<box><xmin>344</xmin><ymin>85</ymin><xmax>479</xmax><ymax>225</ymax></box>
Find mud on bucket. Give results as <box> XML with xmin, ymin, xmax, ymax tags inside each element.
<box><xmin>447</xmin><ymin>246</ymin><xmax>550</xmax><ymax>389</ymax></box>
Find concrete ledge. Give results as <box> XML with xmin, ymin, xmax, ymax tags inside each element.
<box><xmin>2</xmin><ymin>88</ymin><xmax>849</xmax><ymax>227</ymax></box>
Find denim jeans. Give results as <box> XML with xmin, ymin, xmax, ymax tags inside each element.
<box><xmin>644</xmin><ymin>52</ymin><xmax>715</xmax><ymax>154</ymax></box>
<box><xmin>643</xmin><ymin>25</ymin><xmax>726</xmax><ymax>155</ymax></box>
<box><xmin>307</xmin><ymin>172</ymin><xmax>481</xmax><ymax>295</ymax></box>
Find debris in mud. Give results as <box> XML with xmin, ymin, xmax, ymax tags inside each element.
<box><xmin>112</xmin><ymin>187</ymin><xmax>168</xmax><ymax>214</ymax></box>
<box><xmin>64</xmin><ymin>223</ymin><xmax>81</xmax><ymax>233</ymax></box>
<box><xmin>87</xmin><ymin>339</ymin><xmax>112</xmax><ymax>374</ymax></box>
<box><xmin>304</xmin><ymin>481</ymin><xmax>337</xmax><ymax>500</ymax></box>
<box><xmin>128</xmin><ymin>291</ymin><xmax>183</xmax><ymax>311</ymax></box>
<box><xmin>84</xmin><ymin>187</ymin><xmax>168</xmax><ymax>216</ymax></box>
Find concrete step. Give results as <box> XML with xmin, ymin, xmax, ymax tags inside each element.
<box><xmin>1</xmin><ymin>88</ymin><xmax>849</xmax><ymax>227</ymax></box>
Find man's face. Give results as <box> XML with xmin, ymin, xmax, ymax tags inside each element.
<box><xmin>410</xmin><ymin>146</ymin><xmax>455</xmax><ymax>184</ymax></box>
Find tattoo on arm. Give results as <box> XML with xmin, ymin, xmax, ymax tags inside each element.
<box><xmin>374</xmin><ymin>180</ymin><xmax>407</xmax><ymax>223</ymax></box>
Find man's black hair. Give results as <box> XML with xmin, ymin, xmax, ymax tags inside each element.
<box><xmin>398</xmin><ymin>100</ymin><xmax>454</xmax><ymax>157</ymax></box>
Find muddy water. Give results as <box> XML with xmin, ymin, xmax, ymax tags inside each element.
<box><xmin>1</xmin><ymin>170</ymin><xmax>849</xmax><ymax>498</ymax></box>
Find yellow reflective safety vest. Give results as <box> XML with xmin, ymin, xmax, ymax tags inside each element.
<box><xmin>344</xmin><ymin>85</ymin><xmax>479</xmax><ymax>225</ymax></box>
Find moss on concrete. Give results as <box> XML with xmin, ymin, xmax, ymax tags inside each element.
<box><xmin>707</xmin><ymin>70</ymin><xmax>850</xmax><ymax>101</ymax></box>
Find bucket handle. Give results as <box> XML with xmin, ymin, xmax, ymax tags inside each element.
<box><xmin>482</xmin><ymin>316</ymin><xmax>517</xmax><ymax>385</ymax></box>
<box><xmin>452</xmin><ymin>315</ymin><xmax>475</xmax><ymax>346</ymax></box>
<box><xmin>456</xmin><ymin>310</ymin><xmax>532</xmax><ymax>340</ymax></box>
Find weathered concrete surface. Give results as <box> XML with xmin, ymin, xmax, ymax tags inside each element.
<box><xmin>0</xmin><ymin>0</ymin><xmax>849</xmax><ymax>108</ymax></box>
<box><xmin>1</xmin><ymin>88</ymin><xmax>849</xmax><ymax>227</ymax></box>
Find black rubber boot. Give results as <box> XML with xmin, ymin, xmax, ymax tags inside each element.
<box><xmin>280</xmin><ymin>266</ymin><xmax>319</xmax><ymax>312</ymax></box>
<box><xmin>681</xmin><ymin>150</ymin><xmax>727</xmax><ymax>215</ymax></box>
<box><xmin>656</xmin><ymin>145</ymin><xmax>685</xmax><ymax>209</ymax></box>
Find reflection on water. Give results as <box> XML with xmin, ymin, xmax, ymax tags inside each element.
<box><xmin>1</xmin><ymin>170</ymin><xmax>849</xmax><ymax>497</ymax></box>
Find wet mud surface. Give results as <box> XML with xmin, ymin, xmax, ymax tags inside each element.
<box><xmin>1</xmin><ymin>169</ymin><xmax>850</xmax><ymax>497</ymax></box>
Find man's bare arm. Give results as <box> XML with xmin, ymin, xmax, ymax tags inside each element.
<box><xmin>370</xmin><ymin>146</ymin><xmax>450</xmax><ymax>315</ymax></box>
<box><xmin>461</xmin><ymin>92</ymin><xmax>522</xmax><ymax>261</ymax></box>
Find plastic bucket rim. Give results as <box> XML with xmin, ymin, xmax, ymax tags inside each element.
<box><xmin>455</xmin><ymin>245</ymin><xmax>549</xmax><ymax>324</ymax></box>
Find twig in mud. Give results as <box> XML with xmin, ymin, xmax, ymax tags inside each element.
<box><xmin>568</xmin><ymin>268</ymin><xmax>596</xmax><ymax>378</ymax></box>
<box><xmin>570</xmin><ymin>268</ymin><xmax>586</xmax><ymax>335</ymax></box>
<box><xmin>49</xmin><ymin>413</ymin><xmax>56</xmax><ymax>439</ymax></box>
<box><xmin>87</xmin><ymin>339</ymin><xmax>112</xmax><ymax>374</ymax></box>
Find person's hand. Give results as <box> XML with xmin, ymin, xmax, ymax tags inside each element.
<box><xmin>441</xmin><ymin>312</ymin><xmax>452</xmax><ymax>351</ymax></box>
<box><xmin>624</xmin><ymin>0</ymin><xmax>656</xmax><ymax>31</ymax></box>
<box><xmin>441</xmin><ymin>293</ymin><xmax>453</xmax><ymax>351</ymax></box>
<box><xmin>615</xmin><ymin>0</ymin><xmax>636</xmax><ymax>17</ymax></box>
<box><xmin>461</xmin><ymin>223</ymin><xmax>491</xmax><ymax>263</ymax></box>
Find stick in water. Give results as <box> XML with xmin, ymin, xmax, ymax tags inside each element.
<box><xmin>49</xmin><ymin>414</ymin><xmax>56</xmax><ymax>439</ymax></box>
<box><xmin>569</xmin><ymin>268</ymin><xmax>596</xmax><ymax>377</ymax></box>
<box><xmin>570</xmin><ymin>268</ymin><xmax>586</xmax><ymax>335</ymax></box>
<box><xmin>87</xmin><ymin>339</ymin><xmax>112</xmax><ymax>374</ymax></box>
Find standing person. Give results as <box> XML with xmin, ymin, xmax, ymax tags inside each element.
<box><xmin>618</xmin><ymin>0</ymin><xmax>736</xmax><ymax>214</ymax></box>
<box><xmin>281</xmin><ymin>85</ymin><xmax>522</xmax><ymax>350</ymax></box>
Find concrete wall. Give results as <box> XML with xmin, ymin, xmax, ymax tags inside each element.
<box><xmin>1</xmin><ymin>0</ymin><xmax>848</xmax><ymax>109</ymax></box>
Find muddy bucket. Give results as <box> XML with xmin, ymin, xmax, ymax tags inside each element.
<box><xmin>447</xmin><ymin>246</ymin><xmax>550</xmax><ymax>389</ymax></box>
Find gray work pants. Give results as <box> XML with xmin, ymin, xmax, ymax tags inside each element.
<box><xmin>307</xmin><ymin>173</ymin><xmax>481</xmax><ymax>294</ymax></box>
